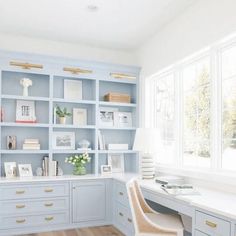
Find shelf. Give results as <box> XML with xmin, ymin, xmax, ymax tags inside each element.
<box><xmin>53</xmin><ymin>98</ymin><xmax>96</xmax><ymax>105</ymax></box>
<box><xmin>1</xmin><ymin>150</ymin><xmax>49</xmax><ymax>154</ymax></box>
<box><xmin>53</xmin><ymin>150</ymin><xmax>96</xmax><ymax>154</ymax></box>
<box><xmin>1</xmin><ymin>94</ymin><xmax>49</xmax><ymax>102</ymax></box>
<box><xmin>99</xmin><ymin>127</ymin><xmax>136</xmax><ymax>130</ymax></box>
<box><xmin>1</xmin><ymin>122</ymin><xmax>49</xmax><ymax>128</ymax></box>
<box><xmin>98</xmin><ymin>150</ymin><xmax>137</xmax><ymax>154</ymax></box>
<box><xmin>53</xmin><ymin>124</ymin><xmax>95</xmax><ymax>129</ymax></box>
<box><xmin>99</xmin><ymin>101</ymin><xmax>137</xmax><ymax>107</ymax></box>
<box><xmin>99</xmin><ymin>78</ymin><xmax>136</xmax><ymax>85</ymax></box>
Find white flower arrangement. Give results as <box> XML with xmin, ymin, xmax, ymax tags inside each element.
<box><xmin>65</xmin><ymin>153</ymin><xmax>91</xmax><ymax>166</ymax></box>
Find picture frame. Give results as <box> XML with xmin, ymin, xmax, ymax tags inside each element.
<box><xmin>73</xmin><ymin>108</ymin><xmax>87</xmax><ymax>126</ymax></box>
<box><xmin>64</xmin><ymin>79</ymin><xmax>82</xmax><ymax>100</ymax></box>
<box><xmin>52</xmin><ymin>132</ymin><xmax>75</xmax><ymax>150</ymax></box>
<box><xmin>101</xmin><ymin>165</ymin><xmax>112</xmax><ymax>175</ymax></box>
<box><xmin>16</xmin><ymin>100</ymin><xmax>36</xmax><ymax>123</ymax></box>
<box><xmin>108</xmin><ymin>153</ymin><xmax>124</xmax><ymax>173</ymax></box>
<box><xmin>114</xmin><ymin>112</ymin><xmax>132</xmax><ymax>128</ymax></box>
<box><xmin>99</xmin><ymin>107</ymin><xmax>118</xmax><ymax>127</ymax></box>
<box><xmin>18</xmin><ymin>164</ymin><xmax>33</xmax><ymax>177</ymax></box>
<box><xmin>4</xmin><ymin>162</ymin><xmax>17</xmax><ymax>178</ymax></box>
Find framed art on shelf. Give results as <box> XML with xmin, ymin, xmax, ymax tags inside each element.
<box><xmin>73</xmin><ymin>108</ymin><xmax>87</xmax><ymax>126</ymax></box>
<box><xmin>16</xmin><ymin>100</ymin><xmax>36</xmax><ymax>123</ymax></box>
<box><xmin>99</xmin><ymin>107</ymin><xmax>118</xmax><ymax>127</ymax></box>
<box><xmin>108</xmin><ymin>153</ymin><xmax>124</xmax><ymax>173</ymax></box>
<box><xmin>101</xmin><ymin>165</ymin><xmax>112</xmax><ymax>175</ymax></box>
<box><xmin>18</xmin><ymin>164</ymin><xmax>33</xmax><ymax>177</ymax></box>
<box><xmin>114</xmin><ymin>111</ymin><xmax>132</xmax><ymax>128</ymax></box>
<box><xmin>64</xmin><ymin>79</ymin><xmax>82</xmax><ymax>100</ymax></box>
<box><xmin>4</xmin><ymin>162</ymin><xmax>17</xmax><ymax>178</ymax></box>
<box><xmin>52</xmin><ymin>131</ymin><xmax>75</xmax><ymax>150</ymax></box>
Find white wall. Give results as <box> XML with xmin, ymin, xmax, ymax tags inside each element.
<box><xmin>0</xmin><ymin>33</ymin><xmax>138</xmax><ymax>66</ymax></box>
<box><xmin>137</xmin><ymin>0</ymin><xmax>236</xmax><ymax>78</ymax></box>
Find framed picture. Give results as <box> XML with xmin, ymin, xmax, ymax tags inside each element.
<box><xmin>73</xmin><ymin>108</ymin><xmax>87</xmax><ymax>126</ymax></box>
<box><xmin>52</xmin><ymin>132</ymin><xmax>75</xmax><ymax>150</ymax></box>
<box><xmin>114</xmin><ymin>112</ymin><xmax>132</xmax><ymax>128</ymax></box>
<box><xmin>99</xmin><ymin>107</ymin><xmax>118</xmax><ymax>127</ymax></box>
<box><xmin>108</xmin><ymin>153</ymin><xmax>124</xmax><ymax>173</ymax></box>
<box><xmin>101</xmin><ymin>165</ymin><xmax>112</xmax><ymax>175</ymax></box>
<box><xmin>64</xmin><ymin>79</ymin><xmax>82</xmax><ymax>100</ymax></box>
<box><xmin>18</xmin><ymin>164</ymin><xmax>33</xmax><ymax>177</ymax></box>
<box><xmin>16</xmin><ymin>100</ymin><xmax>36</xmax><ymax>123</ymax></box>
<box><xmin>4</xmin><ymin>162</ymin><xmax>17</xmax><ymax>178</ymax></box>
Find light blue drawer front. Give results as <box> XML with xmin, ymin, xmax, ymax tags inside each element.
<box><xmin>195</xmin><ymin>211</ymin><xmax>231</xmax><ymax>236</ymax></box>
<box><xmin>0</xmin><ymin>183</ymin><xmax>69</xmax><ymax>200</ymax></box>
<box><xmin>115</xmin><ymin>181</ymin><xmax>129</xmax><ymax>207</ymax></box>
<box><xmin>0</xmin><ymin>197</ymin><xmax>69</xmax><ymax>215</ymax></box>
<box><xmin>195</xmin><ymin>230</ymin><xmax>209</xmax><ymax>236</ymax></box>
<box><xmin>0</xmin><ymin>211</ymin><xmax>69</xmax><ymax>229</ymax></box>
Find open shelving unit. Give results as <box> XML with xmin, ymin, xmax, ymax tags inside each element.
<box><xmin>0</xmin><ymin>51</ymin><xmax>140</xmax><ymax>176</ymax></box>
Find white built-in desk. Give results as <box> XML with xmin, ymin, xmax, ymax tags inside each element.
<box><xmin>0</xmin><ymin>174</ymin><xmax>236</xmax><ymax>236</ymax></box>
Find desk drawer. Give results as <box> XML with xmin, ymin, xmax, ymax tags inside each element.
<box><xmin>195</xmin><ymin>211</ymin><xmax>230</xmax><ymax>236</ymax></box>
<box><xmin>195</xmin><ymin>230</ymin><xmax>209</xmax><ymax>236</ymax></box>
<box><xmin>0</xmin><ymin>211</ymin><xmax>69</xmax><ymax>229</ymax></box>
<box><xmin>0</xmin><ymin>197</ymin><xmax>69</xmax><ymax>215</ymax></box>
<box><xmin>0</xmin><ymin>183</ymin><xmax>69</xmax><ymax>200</ymax></box>
<box><xmin>115</xmin><ymin>181</ymin><xmax>129</xmax><ymax>207</ymax></box>
<box><xmin>115</xmin><ymin>202</ymin><xmax>134</xmax><ymax>233</ymax></box>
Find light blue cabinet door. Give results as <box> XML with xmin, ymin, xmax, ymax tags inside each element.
<box><xmin>72</xmin><ymin>180</ymin><xmax>106</xmax><ymax>223</ymax></box>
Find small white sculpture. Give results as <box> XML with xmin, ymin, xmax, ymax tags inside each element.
<box><xmin>20</xmin><ymin>78</ymin><xmax>32</xmax><ymax>96</ymax></box>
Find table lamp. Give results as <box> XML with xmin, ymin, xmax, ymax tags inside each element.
<box><xmin>133</xmin><ymin>128</ymin><xmax>160</xmax><ymax>179</ymax></box>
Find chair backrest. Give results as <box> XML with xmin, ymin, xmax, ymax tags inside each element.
<box><xmin>126</xmin><ymin>178</ymin><xmax>177</xmax><ymax>235</ymax></box>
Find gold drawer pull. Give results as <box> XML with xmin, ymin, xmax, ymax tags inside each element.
<box><xmin>128</xmin><ymin>218</ymin><xmax>132</xmax><ymax>223</ymax></box>
<box><xmin>16</xmin><ymin>190</ymin><xmax>25</xmax><ymax>194</ymax></box>
<box><xmin>205</xmin><ymin>220</ymin><xmax>217</xmax><ymax>228</ymax></box>
<box><xmin>44</xmin><ymin>203</ymin><xmax>53</xmax><ymax>207</ymax></box>
<box><xmin>119</xmin><ymin>192</ymin><xmax>124</xmax><ymax>196</ymax></box>
<box><xmin>16</xmin><ymin>204</ymin><xmax>25</xmax><ymax>209</ymax></box>
<box><xmin>44</xmin><ymin>188</ymin><xmax>53</xmax><ymax>193</ymax></box>
<box><xmin>16</xmin><ymin>219</ymin><xmax>26</xmax><ymax>224</ymax></box>
<box><xmin>10</xmin><ymin>61</ymin><xmax>43</xmax><ymax>70</ymax></box>
<box><xmin>119</xmin><ymin>212</ymin><xmax>124</xmax><ymax>217</ymax></box>
<box><xmin>45</xmin><ymin>216</ymin><xmax>54</xmax><ymax>221</ymax></box>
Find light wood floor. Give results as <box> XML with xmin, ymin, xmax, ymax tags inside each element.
<box><xmin>22</xmin><ymin>226</ymin><xmax>124</xmax><ymax>236</ymax></box>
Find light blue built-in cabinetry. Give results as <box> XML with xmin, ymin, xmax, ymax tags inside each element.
<box><xmin>0</xmin><ymin>51</ymin><xmax>140</xmax><ymax>176</ymax></box>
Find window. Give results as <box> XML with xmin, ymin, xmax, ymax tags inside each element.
<box><xmin>145</xmin><ymin>33</ymin><xmax>236</xmax><ymax>174</ymax></box>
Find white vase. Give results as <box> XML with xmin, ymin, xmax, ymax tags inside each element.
<box><xmin>23</xmin><ymin>86</ymin><xmax>29</xmax><ymax>96</ymax></box>
<box><xmin>59</xmin><ymin>117</ymin><xmax>66</xmax><ymax>124</ymax></box>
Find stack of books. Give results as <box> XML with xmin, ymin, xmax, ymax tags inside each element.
<box><xmin>23</xmin><ymin>139</ymin><xmax>40</xmax><ymax>150</ymax></box>
<box><xmin>42</xmin><ymin>156</ymin><xmax>58</xmax><ymax>176</ymax></box>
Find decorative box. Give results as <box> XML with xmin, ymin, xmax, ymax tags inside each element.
<box><xmin>104</xmin><ymin>92</ymin><xmax>131</xmax><ymax>103</ymax></box>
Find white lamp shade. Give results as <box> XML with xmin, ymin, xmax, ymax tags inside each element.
<box><xmin>133</xmin><ymin>128</ymin><xmax>160</xmax><ymax>154</ymax></box>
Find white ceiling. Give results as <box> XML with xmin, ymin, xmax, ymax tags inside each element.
<box><xmin>0</xmin><ymin>0</ymin><xmax>196</xmax><ymax>50</ymax></box>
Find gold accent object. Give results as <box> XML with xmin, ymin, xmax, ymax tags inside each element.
<box><xmin>63</xmin><ymin>67</ymin><xmax>92</xmax><ymax>75</ymax></box>
<box><xmin>44</xmin><ymin>203</ymin><xmax>53</xmax><ymax>207</ymax></box>
<box><xmin>45</xmin><ymin>216</ymin><xmax>54</xmax><ymax>221</ymax></box>
<box><xmin>44</xmin><ymin>188</ymin><xmax>53</xmax><ymax>193</ymax></box>
<box><xmin>205</xmin><ymin>220</ymin><xmax>217</xmax><ymax>228</ymax></box>
<box><xmin>16</xmin><ymin>190</ymin><xmax>25</xmax><ymax>194</ymax></box>
<box><xmin>110</xmin><ymin>72</ymin><xmax>136</xmax><ymax>80</ymax></box>
<box><xmin>119</xmin><ymin>192</ymin><xmax>124</xmax><ymax>196</ymax></box>
<box><xmin>16</xmin><ymin>219</ymin><xmax>26</xmax><ymax>224</ymax></box>
<box><xmin>16</xmin><ymin>204</ymin><xmax>25</xmax><ymax>209</ymax></box>
<box><xmin>119</xmin><ymin>212</ymin><xmax>124</xmax><ymax>217</ymax></box>
<box><xmin>127</xmin><ymin>218</ymin><xmax>132</xmax><ymax>223</ymax></box>
<box><xmin>10</xmin><ymin>61</ymin><xmax>43</xmax><ymax>70</ymax></box>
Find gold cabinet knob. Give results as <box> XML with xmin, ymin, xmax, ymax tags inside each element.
<box><xmin>205</xmin><ymin>220</ymin><xmax>217</xmax><ymax>228</ymax></box>
<box><xmin>119</xmin><ymin>192</ymin><xmax>124</xmax><ymax>196</ymax></box>
<box><xmin>44</xmin><ymin>203</ymin><xmax>53</xmax><ymax>207</ymax></box>
<box><xmin>16</xmin><ymin>204</ymin><xmax>25</xmax><ymax>209</ymax></box>
<box><xmin>119</xmin><ymin>212</ymin><xmax>124</xmax><ymax>217</ymax></box>
<box><xmin>16</xmin><ymin>190</ymin><xmax>25</xmax><ymax>194</ymax></box>
<box><xmin>128</xmin><ymin>218</ymin><xmax>132</xmax><ymax>223</ymax></box>
<box><xmin>16</xmin><ymin>219</ymin><xmax>26</xmax><ymax>224</ymax></box>
<box><xmin>44</xmin><ymin>188</ymin><xmax>53</xmax><ymax>193</ymax></box>
<box><xmin>45</xmin><ymin>216</ymin><xmax>54</xmax><ymax>221</ymax></box>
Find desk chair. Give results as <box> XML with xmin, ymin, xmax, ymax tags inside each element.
<box><xmin>126</xmin><ymin>179</ymin><xmax>184</xmax><ymax>236</ymax></box>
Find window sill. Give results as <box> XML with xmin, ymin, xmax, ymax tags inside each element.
<box><xmin>156</xmin><ymin>165</ymin><xmax>236</xmax><ymax>193</ymax></box>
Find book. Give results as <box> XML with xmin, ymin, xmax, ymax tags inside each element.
<box><xmin>107</xmin><ymin>144</ymin><xmax>128</xmax><ymax>150</ymax></box>
<box><xmin>160</xmin><ymin>184</ymin><xmax>200</xmax><ymax>195</ymax></box>
<box><xmin>24</xmin><ymin>139</ymin><xmax>39</xmax><ymax>144</ymax></box>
